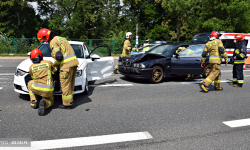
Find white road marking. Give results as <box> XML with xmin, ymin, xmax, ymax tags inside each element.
<box><xmin>89</xmin><ymin>84</ymin><xmax>133</xmax><ymax>87</ymax></box>
<box><xmin>30</xmin><ymin>132</ymin><xmax>152</xmax><ymax>150</ymax></box>
<box><xmin>223</xmin><ymin>118</ymin><xmax>250</xmax><ymax>128</ymax></box>
<box><xmin>181</xmin><ymin>80</ymin><xmax>232</xmax><ymax>84</ymax></box>
<box><xmin>0</xmin><ymin>73</ymin><xmax>14</xmax><ymax>76</ymax></box>
<box><xmin>0</xmin><ymin>87</ymin><xmax>2</xmax><ymax>89</ymax></box>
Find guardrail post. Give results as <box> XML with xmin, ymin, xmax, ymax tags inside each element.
<box><xmin>13</xmin><ymin>38</ymin><xmax>17</xmax><ymax>54</ymax></box>
<box><xmin>112</xmin><ymin>39</ymin><xmax>115</xmax><ymax>54</ymax></box>
<box><xmin>89</xmin><ymin>39</ymin><xmax>92</xmax><ymax>51</ymax></box>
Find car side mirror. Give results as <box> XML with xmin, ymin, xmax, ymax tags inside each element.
<box><xmin>176</xmin><ymin>53</ymin><xmax>179</xmax><ymax>59</ymax></box>
<box><xmin>91</xmin><ymin>54</ymin><xmax>100</xmax><ymax>61</ymax></box>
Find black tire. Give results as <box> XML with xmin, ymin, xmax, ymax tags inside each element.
<box><xmin>203</xmin><ymin>64</ymin><xmax>211</xmax><ymax>78</ymax></box>
<box><xmin>83</xmin><ymin>79</ymin><xmax>89</xmax><ymax>95</ymax></box>
<box><xmin>150</xmin><ymin>66</ymin><xmax>164</xmax><ymax>83</ymax></box>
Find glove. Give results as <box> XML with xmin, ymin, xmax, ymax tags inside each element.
<box><xmin>55</xmin><ymin>51</ymin><xmax>63</xmax><ymax>61</ymax></box>
<box><xmin>201</xmin><ymin>63</ymin><xmax>205</xmax><ymax>68</ymax></box>
<box><xmin>225</xmin><ymin>60</ymin><xmax>228</xmax><ymax>66</ymax></box>
<box><xmin>132</xmin><ymin>48</ymin><xmax>137</xmax><ymax>51</ymax></box>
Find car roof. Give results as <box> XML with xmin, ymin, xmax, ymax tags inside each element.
<box><xmin>42</xmin><ymin>41</ymin><xmax>84</xmax><ymax>45</ymax></box>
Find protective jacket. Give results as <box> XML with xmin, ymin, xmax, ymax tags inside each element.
<box><xmin>202</xmin><ymin>39</ymin><xmax>228</xmax><ymax>64</ymax></box>
<box><xmin>233</xmin><ymin>41</ymin><xmax>247</xmax><ymax>64</ymax></box>
<box><xmin>122</xmin><ymin>39</ymin><xmax>133</xmax><ymax>57</ymax></box>
<box><xmin>49</xmin><ymin>36</ymin><xmax>79</xmax><ymax>68</ymax></box>
<box><xmin>29</xmin><ymin>60</ymin><xmax>57</xmax><ymax>96</ymax></box>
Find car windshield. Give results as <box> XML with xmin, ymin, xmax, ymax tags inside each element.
<box><xmin>192</xmin><ymin>34</ymin><xmax>210</xmax><ymax>43</ymax></box>
<box><xmin>38</xmin><ymin>43</ymin><xmax>83</xmax><ymax>58</ymax></box>
<box><xmin>146</xmin><ymin>45</ymin><xmax>177</xmax><ymax>55</ymax></box>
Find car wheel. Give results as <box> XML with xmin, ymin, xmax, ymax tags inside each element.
<box><xmin>83</xmin><ymin>79</ymin><xmax>89</xmax><ymax>95</ymax></box>
<box><xmin>203</xmin><ymin>64</ymin><xmax>211</xmax><ymax>78</ymax></box>
<box><xmin>150</xmin><ymin>66</ymin><xmax>164</xmax><ymax>83</ymax></box>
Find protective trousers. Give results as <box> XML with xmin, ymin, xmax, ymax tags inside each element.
<box><xmin>28</xmin><ymin>81</ymin><xmax>54</xmax><ymax>109</ymax></box>
<box><xmin>203</xmin><ymin>63</ymin><xmax>221</xmax><ymax>88</ymax></box>
<box><xmin>232</xmin><ymin>64</ymin><xmax>244</xmax><ymax>87</ymax></box>
<box><xmin>60</xmin><ymin>66</ymin><xmax>77</xmax><ymax>106</ymax></box>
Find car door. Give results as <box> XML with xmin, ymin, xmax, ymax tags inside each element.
<box><xmin>171</xmin><ymin>45</ymin><xmax>205</xmax><ymax>75</ymax></box>
<box><xmin>86</xmin><ymin>45</ymin><xmax>114</xmax><ymax>81</ymax></box>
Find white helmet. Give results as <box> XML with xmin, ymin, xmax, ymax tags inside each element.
<box><xmin>126</xmin><ymin>32</ymin><xmax>132</xmax><ymax>39</ymax></box>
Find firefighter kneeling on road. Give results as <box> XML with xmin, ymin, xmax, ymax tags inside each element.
<box><xmin>37</xmin><ymin>28</ymin><xmax>79</xmax><ymax>109</ymax></box>
<box><xmin>229</xmin><ymin>34</ymin><xmax>247</xmax><ymax>87</ymax></box>
<box><xmin>200</xmin><ymin>31</ymin><xmax>228</xmax><ymax>92</ymax></box>
<box><xmin>28</xmin><ymin>49</ymin><xmax>57</xmax><ymax>116</ymax></box>
<box><xmin>114</xmin><ymin>32</ymin><xmax>138</xmax><ymax>74</ymax></box>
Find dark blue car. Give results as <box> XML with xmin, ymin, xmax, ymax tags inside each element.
<box><xmin>118</xmin><ymin>43</ymin><xmax>210</xmax><ymax>83</ymax></box>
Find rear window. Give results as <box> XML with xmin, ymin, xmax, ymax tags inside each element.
<box><xmin>221</xmin><ymin>39</ymin><xmax>248</xmax><ymax>49</ymax></box>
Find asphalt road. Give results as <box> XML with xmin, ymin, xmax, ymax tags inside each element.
<box><xmin>1</xmin><ymin>60</ymin><xmax>250</xmax><ymax>149</ymax></box>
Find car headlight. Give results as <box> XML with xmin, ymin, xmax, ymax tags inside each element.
<box><xmin>15</xmin><ymin>69</ymin><xmax>26</xmax><ymax>76</ymax></box>
<box><xmin>140</xmin><ymin>64</ymin><xmax>145</xmax><ymax>68</ymax></box>
<box><xmin>76</xmin><ymin>70</ymin><xmax>82</xmax><ymax>77</ymax></box>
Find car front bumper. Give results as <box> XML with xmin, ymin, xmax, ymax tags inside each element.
<box><xmin>13</xmin><ymin>73</ymin><xmax>84</xmax><ymax>95</ymax></box>
<box><xmin>118</xmin><ymin>65</ymin><xmax>153</xmax><ymax>79</ymax></box>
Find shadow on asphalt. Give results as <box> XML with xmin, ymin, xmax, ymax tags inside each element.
<box><xmin>119</xmin><ymin>75</ymin><xmax>204</xmax><ymax>84</ymax></box>
<box><xmin>18</xmin><ymin>88</ymin><xmax>94</xmax><ymax>116</ymax></box>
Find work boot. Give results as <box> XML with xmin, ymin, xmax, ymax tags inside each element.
<box><xmin>215</xmin><ymin>87</ymin><xmax>223</xmax><ymax>91</ymax></box>
<box><xmin>113</xmin><ymin>69</ymin><xmax>119</xmax><ymax>74</ymax></box>
<box><xmin>185</xmin><ymin>77</ymin><xmax>193</xmax><ymax>81</ymax></box>
<box><xmin>38</xmin><ymin>99</ymin><xmax>46</xmax><ymax>116</ymax></box>
<box><xmin>58</xmin><ymin>105</ymin><xmax>72</xmax><ymax>109</ymax></box>
<box><xmin>30</xmin><ymin>100</ymin><xmax>38</xmax><ymax>109</ymax></box>
<box><xmin>233</xmin><ymin>84</ymin><xmax>242</xmax><ymax>88</ymax></box>
<box><xmin>200</xmin><ymin>84</ymin><xmax>208</xmax><ymax>93</ymax></box>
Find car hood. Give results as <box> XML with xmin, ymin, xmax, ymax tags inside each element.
<box><xmin>121</xmin><ymin>53</ymin><xmax>166</xmax><ymax>63</ymax></box>
<box><xmin>17</xmin><ymin>57</ymin><xmax>85</xmax><ymax>72</ymax></box>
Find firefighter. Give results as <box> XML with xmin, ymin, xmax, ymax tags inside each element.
<box><xmin>200</xmin><ymin>31</ymin><xmax>228</xmax><ymax>92</ymax></box>
<box><xmin>175</xmin><ymin>46</ymin><xmax>185</xmax><ymax>54</ymax></box>
<box><xmin>28</xmin><ymin>48</ymin><xmax>57</xmax><ymax>116</ymax></box>
<box><xmin>229</xmin><ymin>34</ymin><xmax>247</xmax><ymax>87</ymax></box>
<box><xmin>114</xmin><ymin>32</ymin><xmax>138</xmax><ymax>74</ymax></box>
<box><xmin>37</xmin><ymin>28</ymin><xmax>79</xmax><ymax>109</ymax></box>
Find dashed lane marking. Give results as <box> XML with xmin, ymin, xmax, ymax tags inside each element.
<box><xmin>1</xmin><ymin>132</ymin><xmax>153</xmax><ymax>150</ymax></box>
<box><xmin>181</xmin><ymin>80</ymin><xmax>232</xmax><ymax>84</ymax></box>
<box><xmin>0</xmin><ymin>87</ymin><xmax>2</xmax><ymax>89</ymax></box>
<box><xmin>89</xmin><ymin>84</ymin><xmax>133</xmax><ymax>87</ymax></box>
<box><xmin>0</xmin><ymin>73</ymin><xmax>14</xmax><ymax>76</ymax></box>
<box><xmin>223</xmin><ymin>118</ymin><xmax>250</xmax><ymax>128</ymax></box>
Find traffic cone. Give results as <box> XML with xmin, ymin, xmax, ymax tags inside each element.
<box><xmin>243</xmin><ymin>64</ymin><xmax>246</xmax><ymax>70</ymax></box>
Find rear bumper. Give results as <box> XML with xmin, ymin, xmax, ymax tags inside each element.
<box><xmin>118</xmin><ymin>66</ymin><xmax>153</xmax><ymax>79</ymax></box>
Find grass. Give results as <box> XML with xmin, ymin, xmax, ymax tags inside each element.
<box><xmin>0</xmin><ymin>53</ymin><xmax>28</xmax><ymax>57</ymax></box>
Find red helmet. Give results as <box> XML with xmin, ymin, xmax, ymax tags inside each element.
<box><xmin>235</xmin><ymin>34</ymin><xmax>245</xmax><ymax>42</ymax></box>
<box><xmin>30</xmin><ymin>48</ymin><xmax>43</xmax><ymax>61</ymax></box>
<box><xmin>37</xmin><ymin>28</ymin><xmax>51</xmax><ymax>42</ymax></box>
<box><xmin>210</xmin><ymin>31</ymin><xmax>219</xmax><ymax>39</ymax></box>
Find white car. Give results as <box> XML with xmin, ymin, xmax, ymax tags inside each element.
<box><xmin>13</xmin><ymin>41</ymin><xmax>114</xmax><ymax>95</ymax></box>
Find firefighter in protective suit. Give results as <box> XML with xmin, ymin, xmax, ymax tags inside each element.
<box><xmin>229</xmin><ymin>34</ymin><xmax>247</xmax><ymax>87</ymax></box>
<box><xmin>28</xmin><ymin>48</ymin><xmax>57</xmax><ymax>116</ymax></box>
<box><xmin>143</xmin><ymin>39</ymin><xmax>150</xmax><ymax>52</ymax></box>
<box><xmin>37</xmin><ymin>28</ymin><xmax>79</xmax><ymax>109</ymax></box>
<box><xmin>114</xmin><ymin>32</ymin><xmax>138</xmax><ymax>74</ymax></box>
<box><xmin>200</xmin><ymin>31</ymin><xmax>228</xmax><ymax>92</ymax></box>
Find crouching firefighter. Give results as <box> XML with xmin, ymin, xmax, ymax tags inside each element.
<box><xmin>28</xmin><ymin>49</ymin><xmax>57</xmax><ymax>116</ymax></box>
<box><xmin>229</xmin><ymin>34</ymin><xmax>247</xmax><ymax>87</ymax></box>
<box><xmin>114</xmin><ymin>32</ymin><xmax>138</xmax><ymax>74</ymax></box>
<box><xmin>200</xmin><ymin>31</ymin><xmax>228</xmax><ymax>92</ymax></box>
<box><xmin>37</xmin><ymin>28</ymin><xmax>79</xmax><ymax>109</ymax></box>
